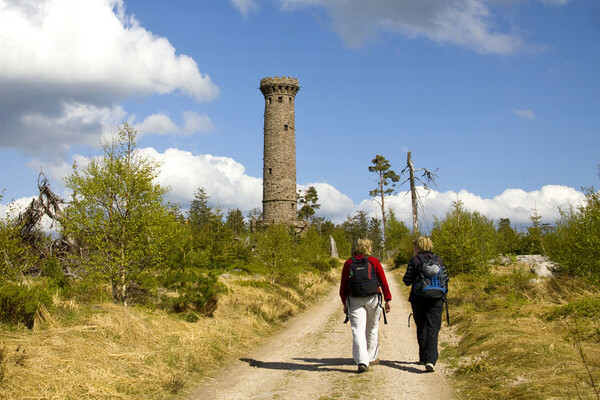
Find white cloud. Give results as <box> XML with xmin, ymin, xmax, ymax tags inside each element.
<box><xmin>369</xmin><ymin>185</ymin><xmax>586</xmax><ymax>231</ymax></box>
<box><xmin>136</xmin><ymin>114</ymin><xmax>179</xmax><ymax>136</ymax></box>
<box><xmin>182</xmin><ymin>111</ymin><xmax>215</xmax><ymax>134</ymax></box>
<box><xmin>277</xmin><ymin>0</ymin><xmax>523</xmax><ymax>54</ymax></box>
<box><xmin>139</xmin><ymin>148</ymin><xmax>263</xmax><ymax>213</ymax></box>
<box><xmin>0</xmin><ymin>0</ymin><xmax>218</xmax><ymax>156</ymax></box>
<box><xmin>8</xmin><ymin>146</ymin><xmax>586</xmax><ymax>231</ymax></box>
<box><xmin>513</xmin><ymin>108</ymin><xmax>536</xmax><ymax>119</ymax></box>
<box><xmin>539</xmin><ymin>0</ymin><xmax>571</xmax><ymax>5</ymax></box>
<box><xmin>298</xmin><ymin>182</ymin><xmax>355</xmax><ymax>222</ymax></box>
<box><xmin>230</xmin><ymin>0</ymin><xmax>259</xmax><ymax>17</ymax></box>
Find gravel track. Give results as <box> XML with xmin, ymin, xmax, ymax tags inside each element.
<box><xmin>190</xmin><ymin>267</ymin><xmax>454</xmax><ymax>400</ymax></box>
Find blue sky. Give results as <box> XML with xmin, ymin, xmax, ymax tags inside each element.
<box><xmin>0</xmin><ymin>0</ymin><xmax>598</xmax><ymax>229</ymax></box>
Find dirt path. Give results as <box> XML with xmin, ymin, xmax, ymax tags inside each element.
<box><xmin>190</xmin><ymin>268</ymin><xmax>454</xmax><ymax>399</ymax></box>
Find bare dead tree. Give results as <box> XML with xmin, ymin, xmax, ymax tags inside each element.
<box><xmin>16</xmin><ymin>172</ymin><xmax>71</xmax><ymax>263</ymax></box>
<box><xmin>400</xmin><ymin>151</ymin><xmax>438</xmax><ymax>235</ymax></box>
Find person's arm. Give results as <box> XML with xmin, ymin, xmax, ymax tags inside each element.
<box><xmin>339</xmin><ymin>259</ymin><xmax>352</xmax><ymax>305</ymax></box>
<box><xmin>403</xmin><ymin>255</ymin><xmax>418</xmax><ymax>286</ymax></box>
<box><xmin>371</xmin><ymin>257</ymin><xmax>392</xmax><ymax>301</ymax></box>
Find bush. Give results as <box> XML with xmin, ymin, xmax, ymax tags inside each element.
<box><xmin>0</xmin><ymin>282</ymin><xmax>53</xmax><ymax>328</ymax></box>
<box><xmin>431</xmin><ymin>200</ymin><xmax>499</xmax><ymax>275</ymax></box>
<box><xmin>161</xmin><ymin>247</ymin><xmax>226</xmax><ymax>314</ymax></box>
<box><xmin>41</xmin><ymin>256</ymin><xmax>69</xmax><ymax>290</ymax></box>
<box><xmin>546</xmin><ymin>186</ymin><xmax>600</xmax><ymax>283</ymax></box>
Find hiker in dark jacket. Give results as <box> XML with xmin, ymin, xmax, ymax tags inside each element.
<box><xmin>403</xmin><ymin>236</ymin><xmax>449</xmax><ymax>373</ymax></box>
<box><xmin>340</xmin><ymin>238</ymin><xmax>392</xmax><ymax>373</ymax></box>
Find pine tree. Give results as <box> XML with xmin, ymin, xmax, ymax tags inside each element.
<box><xmin>368</xmin><ymin>155</ymin><xmax>399</xmax><ymax>255</ymax></box>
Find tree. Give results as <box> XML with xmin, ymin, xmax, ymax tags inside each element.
<box><xmin>546</xmin><ymin>182</ymin><xmax>600</xmax><ymax>281</ymax></box>
<box><xmin>368</xmin><ymin>217</ymin><xmax>383</xmax><ymax>258</ymax></box>
<box><xmin>297</xmin><ymin>186</ymin><xmax>320</xmax><ymax>221</ymax></box>
<box><xmin>523</xmin><ymin>206</ymin><xmax>549</xmax><ymax>255</ymax></box>
<box><xmin>431</xmin><ymin>200</ymin><xmax>498</xmax><ymax>275</ymax></box>
<box><xmin>247</xmin><ymin>207</ymin><xmax>262</xmax><ymax>221</ymax></box>
<box><xmin>497</xmin><ymin>218</ymin><xmax>523</xmax><ymax>255</ymax></box>
<box><xmin>368</xmin><ymin>155</ymin><xmax>400</xmax><ymax>255</ymax></box>
<box><xmin>385</xmin><ymin>209</ymin><xmax>412</xmax><ymax>263</ymax></box>
<box><xmin>400</xmin><ymin>151</ymin><xmax>438</xmax><ymax>235</ymax></box>
<box><xmin>188</xmin><ymin>187</ymin><xmax>214</xmax><ymax>229</ymax></box>
<box><xmin>62</xmin><ymin>123</ymin><xmax>180</xmax><ymax>306</ymax></box>
<box><xmin>226</xmin><ymin>208</ymin><xmax>246</xmax><ymax>235</ymax></box>
<box><xmin>342</xmin><ymin>210</ymin><xmax>369</xmax><ymax>242</ymax></box>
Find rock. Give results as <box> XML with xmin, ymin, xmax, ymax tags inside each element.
<box><xmin>531</xmin><ymin>262</ymin><xmax>553</xmax><ymax>277</ymax></box>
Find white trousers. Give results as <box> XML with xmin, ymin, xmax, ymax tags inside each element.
<box><xmin>348</xmin><ymin>294</ymin><xmax>381</xmax><ymax>366</ymax></box>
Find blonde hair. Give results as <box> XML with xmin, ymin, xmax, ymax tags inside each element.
<box><xmin>413</xmin><ymin>236</ymin><xmax>434</xmax><ymax>253</ymax></box>
<box><xmin>351</xmin><ymin>238</ymin><xmax>372</xmax><ymax>256</ymax></box>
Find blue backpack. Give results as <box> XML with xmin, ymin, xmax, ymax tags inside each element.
<box><xmin>412</xmin><ymin>254</ymin><xmax>448</xmax><ymax>299</ymax></box>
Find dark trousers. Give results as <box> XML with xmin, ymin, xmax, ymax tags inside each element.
<box><xmin>411</xmin><ymin>298</ymin><xmax>444</xmax><ymax>365</ymax></box>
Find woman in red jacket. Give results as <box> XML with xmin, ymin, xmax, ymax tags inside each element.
<box><xmin>340</xmin><ymin>238</ymin><xmax>392</xmax><ymax>373</ymax></box>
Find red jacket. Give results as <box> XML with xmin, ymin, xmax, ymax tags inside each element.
<box><xmin>339</xmin><ymin>255</ymin><xmax>392</xmax><ymax>304</ymax></box>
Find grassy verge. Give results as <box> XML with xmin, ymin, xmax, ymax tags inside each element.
<box><xmin>430</xmin><ymin>262</ymin><xmax>600</xmax><ymax>400</ymax></box>
<box><xmin>0</xmin><ymin>267</ymin><xmax>339</xmax><ymax>399</ymax></box>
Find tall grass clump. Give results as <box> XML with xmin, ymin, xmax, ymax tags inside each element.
<box><xmin>438</xmin><ymin>265</ymin><xmax>600</xmax><ymax>400</ymax></box>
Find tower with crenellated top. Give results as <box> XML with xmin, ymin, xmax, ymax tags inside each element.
<box><xmin>253</xmin><ymin>76</ymin><xmax>307</xmax><ymax>232</ymax></box>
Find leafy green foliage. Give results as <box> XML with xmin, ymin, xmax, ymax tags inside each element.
<box><xmin>41</xmin><ymin>256</ymin><xmax>69</xmax><ymax>290</ymax></box>
<box><xmin>368</xmin><ymin>217</ymin><xmax>383</xmax><ymax>258</ymax></box>
<box><xmin>386</xmin><ymin>209</ymin><xmax>413</xmax><ymax>264</ymax></box>
<box><xmin>61</xmin><ymin>123</ymin><xmax>181</xmax><ymax>304</ymax></box>
<box><xmin>161</xmin><ymin>247</ymin><xmax>225</xmax><ymax>313</ymax></box>
<box><xmin>368</xmin><ymin>155</ymin><xmax>400</xmax><ymax>252</ymax></box>
<box><xmin>546</xmin><ymin>184</ymin><xmax>600</xmax><ymax>282</ymax></box>
<box><xmin>225</xmin><ymin>208</ymin><xmax>247</xmax><ymax>236</ymax></box>
<box><xmin>0</xmin><ymin>282</ymin><xmax>52</xmax><ymax>328</ymax></box>
<box><xmin>0</xmin><ymin>216</ymin><xmax>31</xmax><ymax>281</ymax></box>
<box><xmin>297</xmin><ymin>186</ymin><xmax>320</xmax><ymax>221</ymax></box>
<box><xmin>431</xmin><ymin>200</ymin><xmax>499</xmax><ymax>275</ymax></box>
<box><xmin>341</xmin><ymin>210</ymin><xmax>369</xmax><ymax>242</ymax></box>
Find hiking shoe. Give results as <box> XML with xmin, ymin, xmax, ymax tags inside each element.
<box><xmin>370</xmin><ymin>359</ymin><xmax>380</xmax><ymax>365</ymax></box>
<box><xmin>425</xmin><ymin>363</ymin><xmax>435</xmax><ymax>372</ymax></box>
<box><xmin>357</xmin><ymin>364</ymin><xmax>369</xmax><ymax>373</ymax></box>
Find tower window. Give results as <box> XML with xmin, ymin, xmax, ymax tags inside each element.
<box><xmin>278</xmin><ymin>97</ymin><xmax>283</xmax><ymax>103</ymax></box>
<box><xmin>269</xmin><ymin>168</ymin><xmax>272</xmax><ymax>175</ymax></box>
<box><xmin>284</xmin><ymin>124</ymin><xmax>288</xmax><ymax>131</ymax></box>
<box><xmin>268</xmin><ymin>97</ymin><xmax>272</xmax><ymax>104</ymax></box>
<box><xmin>289</xmin><ymin>97</ymin><xmax>292</xmax><ymax>103</ymax></box>
<box><xmin>292</xmin><ymin>202</ymin><xmax>295</xmax><ymax>208</ymax></box>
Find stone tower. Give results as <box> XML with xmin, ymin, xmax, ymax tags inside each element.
<box><xmin>254</xmin><ymin>76</ymin><xmax>307</xmax><ymax>231</ymax></box>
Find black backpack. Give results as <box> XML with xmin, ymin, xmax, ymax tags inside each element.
<box><xmin>348</xmin><ymin>256</ymin><xmax>380</xmax><ymax>297</ymax></box>
<box><xmin>412</xmin><ymin>254</ymin><xmax>448</xmax><ymax>299</ymax></box>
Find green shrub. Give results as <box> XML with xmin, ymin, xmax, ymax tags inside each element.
<box><xmin>0</xmin><ymin>282</ymin><xmax>53</xmax><ymax>328</ymax></box>
<box><xmin>41</xmin><ymin>256</ymin><xmax>69</xmax><ymax>290</ymax></box>
<box><xmin>431</xmin><ymin>200</ymin><xmax>499</xmax><ymax>275</ymax></box>
<box><xmin>161</xmin><ymin>248</ymin><xmax>226</xmax><ymax>313</ymax></box>
<box><xmin>546</xmin><ymin>186</ymin><xmax>600</xmax><ymax>283</ymax></box>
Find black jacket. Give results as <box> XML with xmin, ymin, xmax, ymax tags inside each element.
<box><xmin>403</xmin><ymin>251</ymin><xmax>449</xmax><ymax>302</ymax></box>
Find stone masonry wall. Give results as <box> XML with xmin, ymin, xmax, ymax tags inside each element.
<box><xmin>260</xmin><ymin>76</ymin><xmax>299</xmax><ymax>223</ymax></box>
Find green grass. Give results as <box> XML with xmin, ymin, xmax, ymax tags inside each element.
<box><xmin>436</xmin><ymin>266</ymin><xmax>600</xmax><ymax>400</ymax></box>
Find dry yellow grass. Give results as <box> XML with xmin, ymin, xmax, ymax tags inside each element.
<box><xmin>0</xmin><ymin>268</ymin><xmax>339</xmax><ymax>399</ymax></box>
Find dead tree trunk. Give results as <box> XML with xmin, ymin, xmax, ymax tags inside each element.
<box><xmin>407</xmin><ymin>152</ymin><xmax>419</xmax><ymax>235</ymax></box>
<box><xmin>401</xmin><ymin>151</ymin><xmax>438</xmax><ymax>237</ymax></box>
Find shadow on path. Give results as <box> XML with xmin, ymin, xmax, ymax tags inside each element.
<box><xmin>380</xmin><ymin>360</ymin><xmax>428</xmax><ymax>374</ymax></box>
<box><xmin>240</xmin><ymin>358</ymin><xmax>428</xmax><ymax>374</ymax></box>
<box><xmin>240</xmin><ymin>357</ymin><xmax>355</xmax><ymax>374</ymax></box>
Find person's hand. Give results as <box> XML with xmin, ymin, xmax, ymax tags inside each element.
<box><xmin>385</xmin><ymin>301</ymin><xmax>391</xmax><ymax>313</ymax></box>
<box><xmin>343</xmin><ymin>303</ymin><xmax>348</xmax><ymax>314</ymax></box>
